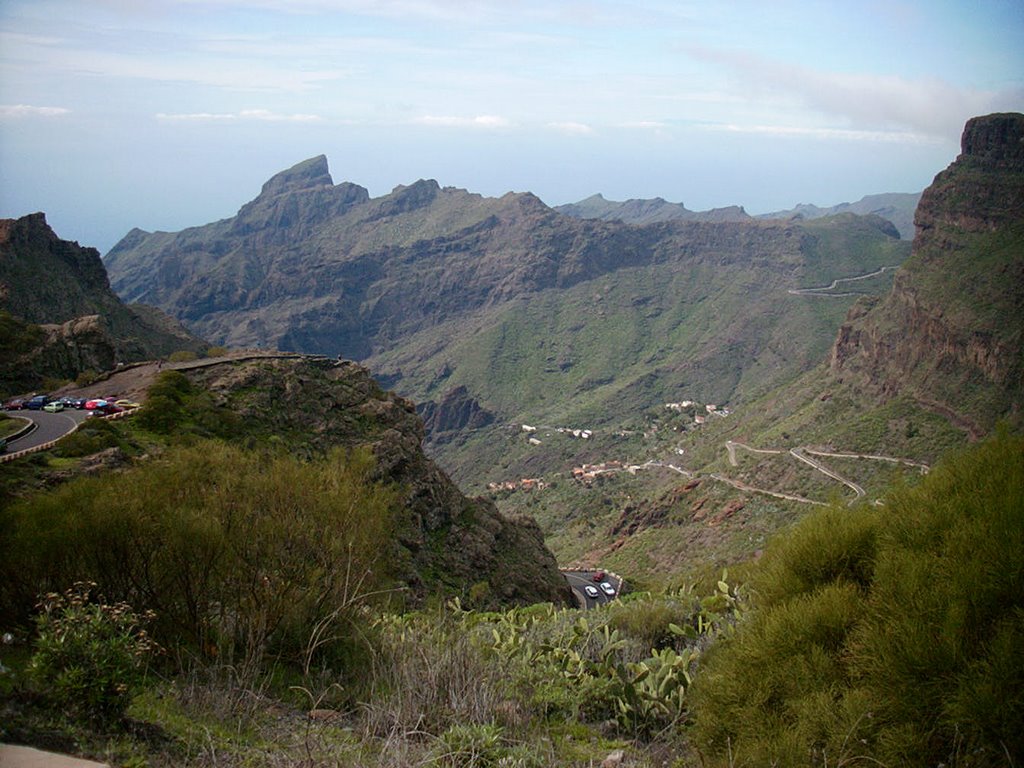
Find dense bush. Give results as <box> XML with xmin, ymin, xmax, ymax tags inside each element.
<box><xmin>690</xmin><ymin>432</ymin><xmax>1024</xmax><ymax>767</ymax></box>
<box><xmin>28</xmin><ymin>582</ymin><xmax>159</xmax><ymax>725</ymax></box>
<box><xmin>52</xmin><ymin>417</ymin><xmax>125</xmax><ymax>457</ymax></box>
<box><xmin>1</xmin><ymin>441</ymin><xmax>400</xmax><ymax>679</ymax></box>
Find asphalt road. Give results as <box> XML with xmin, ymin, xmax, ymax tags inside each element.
<box><xmin>3</xmin><ymin>408</ymin><xmax>89</xmax><ymax>452</ymax></box>
<box><xmin>563</xmin><ymin>570</ymin><xmax>621</xmax><ymax>609</ymax></box>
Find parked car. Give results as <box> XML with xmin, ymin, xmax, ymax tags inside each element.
<box><xmin>584</xmin><ymin>585</ymin><xmax>600</xmax><ymax>599</ymax></box>
<box><xmin>58</xmin><ymin>396</ymin><xmax>84</xmax><ymax>409</ymax></box>
<box><xmin>88</xmin><ymin>404</ymin><xmax>123</xmax><ymax>417</ymax></box>
<box><xmin>113</xmin><ymin>399</ymin><xmax>141</xmax><ymax>409</ymax></box>
<box><xmin>591</xmin><ymin>570</ymin><xmax>606</xmax><ymax>582</ymax></box>
<box><xmin>43</xmin><ymin>401</ymin><xmax>64</xmax><ymax>413</ymax></box>
<box><xmin>25</xmin><ymin>395</ymin><xmax>50</xmax><ymax>410</ymax></box>
<box><xmin>600</xmin><ymin>582</ymin><xmax>616</xmax><ymax>597</ymax></box>
<box><xmin>84</xmin><ymin>399</ymin><xmax>107</xmax><ymax>410</ymax></box>
<box><xmin>3</xmin><ymin>398</ymin><xmax>25</xmax><ymax>410</ymax></box>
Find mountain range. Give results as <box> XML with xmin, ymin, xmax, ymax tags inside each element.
<box><xmin>103</xmin><ymin>155</ymin><xmax>913</xmax><ymax>488</ymax></box>
<box><xmin>555</xmin><ymin>191</ymin><xmax>920</xmax><ymax>240</ymax></box>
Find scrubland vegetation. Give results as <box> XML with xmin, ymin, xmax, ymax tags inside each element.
<box><xmin>1</xmin><ymin>396</ymin><xmax>1020</xmax><ymax>766</ymax></box>
<box><xmin>692</xmin><ymin>430</ymin><xmax>1022</xmax><ymax>767</ymax></box>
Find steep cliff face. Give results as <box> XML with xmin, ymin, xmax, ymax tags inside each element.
<box><xmin>418</xmin><ymin>385</ymin><xmax>497</xmax><ymax>445</ymax></box>
<box><xmin>830</xmin><ymin>113</ymin><xmax>1024</xmax><ymax>433</ymax></box>
<box><xmin>0</xmin><ymin>213</ymin><xmax>207</xmax><ymax>394</ymax></box>
<box><xmin>177</xmin><ymin>355</ymin><xmax>568</xmax><ymax>607</ymax></box>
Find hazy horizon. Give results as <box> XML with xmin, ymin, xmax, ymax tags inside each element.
<box><xmin>2</xmin><ymin>1</ymin><xmax>1022</xmax><ymax>254</ymax></box>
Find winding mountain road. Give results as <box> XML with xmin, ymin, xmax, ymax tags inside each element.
<box><xmin>787</xmin><ymin>265</ymin><xmax>899</xmax><ymax>297</ymax></box>
<box><xmin>721</xmin><ymin>439</ymin><xmax>928</xmax><ymax>505</ymax></box>
<box><xmin>562</xmin><ymin>570</ymin><xmax>621</xmax><ymax>609</ymax></box>
<box><xmin>3</xmin><ymin>409</ymin><xmax>89</xmax><ymax>454</ymax></box>
<box><xmin>789</xmin><ymin>446</ymin><xmax>866</xmax><ymax>499</ymax></box>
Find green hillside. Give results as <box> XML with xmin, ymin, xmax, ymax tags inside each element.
<box><xmin>369</xmin><ymin>214</ymin><xmax>908</xmax><ymax>488</ymax></box>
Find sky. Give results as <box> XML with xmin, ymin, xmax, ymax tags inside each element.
<box><xmin>1</xmin><ymin>1</ymin><xmax>1022</xmax><ymax>254</ymax></box>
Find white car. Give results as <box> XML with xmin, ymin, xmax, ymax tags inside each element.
<box><xmin>600</xmin><ymin>581</ymin><xmax>616</xmax><ymax>596</ymax></box>
<box><xmin>584</xmin><ymin>585</ymin><xmax>600</xmax><ymax>599</ymax></box>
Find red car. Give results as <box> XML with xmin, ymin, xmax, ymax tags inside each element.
<box><xmin>3</xmin><ymin>398</ymin><xmax>25</xmax><ymax>410</ymax></box>
<box><xmin>88</xmin><ymin>403</ymin><xmax>124</xmax><ymax>417</ymax></box>
<box><xmin>592</xmin><ymin>571</ymin><xmax>606</xmax><ymax>582</ymax></box>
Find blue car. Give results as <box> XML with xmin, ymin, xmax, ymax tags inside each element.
<box><xmin>25</xmin><ymin>395</ymin><xmax>50</xmax><ymax>410</ymax></box>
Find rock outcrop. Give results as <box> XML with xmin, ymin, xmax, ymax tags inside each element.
<box><xmin>0</xmin><ymin>213</ymin><xmax>207</xmax><ymax>393</ymax></box>
<box><xmin>179</xmin><ymin>354</ymin><xmax>568</xmax><ymax>607</ymax></box>
<box><xmin>419</xmin><ymin>385</ymin><xmax>496</xmax><ymax>444</ymax></box>
<box><xmin>830</xmin><ymin>113</ymin><xmax>1024</xmax><ymax>433</ymax></box>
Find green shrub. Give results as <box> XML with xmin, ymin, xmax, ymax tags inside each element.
<box><xmin>52</xmin><ymin>418</ymin><xmax>123</xmax><ymax>457</ymax></box>
<box><xmin>41</xmin><ymin>376</ymin><xmax>70</xmax><ymax>392</ymax></box>
<box><xmin>137</xmin><ymin>371</ymin><xmax>242</xmax><ymax>439</ymax></box>
<box><xmin>754</xmin><ymin>503</ymin><xmax>881</xmax><ymax>604</ymax></box>
<box><xmin>134</xmin><ymin>393</ymin><xmax>181</xmax><ymax>434</ymax></box>
<box><xmin>28</xmin><ymin>582</ymin><xmax>158</xmax><ymax>725</ymax></box>
<box><xmin>608</xmin><ymin>593</ymin><xmax>700</xmax><ymax>650</ymax></box>
<box><xmin>75</xmin><ymin>369</ymin><xmax>100</xmax><ymax>387</ymax></box>
<box><xmin>690</xmin><ymin>432</ymin><xmax>1024</xmax><ymax>767</ymax></box>
<box><xmin>167</xmin><ymin>350</ymin><xmax>197</xmax><ymax>363</ymax></box>
<box><xmin>433</xmin><ymin>723</ymin><xmax>506</xmax><ymax>767</ymax></box>
<box><xmin>2</xmin><ymin>442</ymin><xmax>400</xmax><ymax>678</ymax></box>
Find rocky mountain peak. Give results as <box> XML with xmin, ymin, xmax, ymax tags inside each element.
<box><xmin>258</xmin><ymin>154</ymin><xmax>334</xmax><ymax>199</ymax></box>
<box><xmin>374</xmin><ymin>179</ymin><xmax>442</xmax><ymax>216</ymax></box>
<box><xmin>960</xmin><ymin>112</ymin><xmax>1024</xmax><ymax>170</ymax></box>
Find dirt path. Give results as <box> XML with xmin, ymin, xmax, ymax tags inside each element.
<box><xmin>0</xmin><ymin>744</ymin><xmax>109</xmax><ymax>767</ymax></box>
<box><xmin>803</xmin><ymin>447</ymin><xmax>929</xmax><ymax>473</ymax></box>
<box><xmin>709</xmin><ymin>473</ymin><xmax>827</xmax><ymax>506</ymax></box>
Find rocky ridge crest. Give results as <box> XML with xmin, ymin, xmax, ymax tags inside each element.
<box><xmin>830</xmin><ymin>113</ymin><xmax>1024</xmax><ymax>433</ymax></box>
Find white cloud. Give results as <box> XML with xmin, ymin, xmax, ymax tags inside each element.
<box><xmin>686</xmin><ymin>46</ymin><xmax>1010</xmax><ymax>140</ymax></box>
<box><xmin>414</xmin><ymin>114</ymin><xmax>511</xmax><ymax>128</ymax></box>
<box><xmin>618</xmin><ymin>120</ymin><xmax>667</xmax><ymax>129</ymax></box>
<box><xmin>156</xmin><ymin>109</ymin><xmax>322</xmax><ymax>122</ymax></box>
<box><xmin>548</xmin><ymin>121</ymin><xmax>594</xmax><ymax>135</ymax></box>
<box><xmin>708</xmin><ymin>123</ymin><xmax>942</xmax><ymax>144</ymax></box>
<box><xmin>238</xmin><ymin>109</ymin><xmax>321</xmax><ymax>122</ymax></box>
<box><xmin>0</xmin><ymin>104</ymin><xmax>71</xmax><ymax>118</ymax></box>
